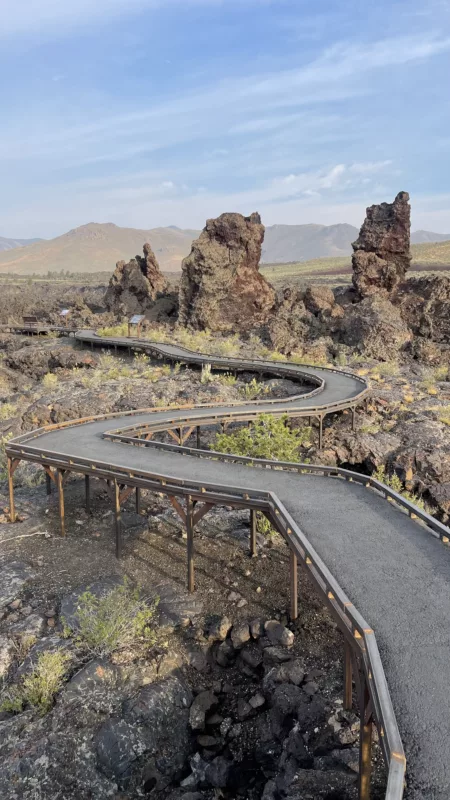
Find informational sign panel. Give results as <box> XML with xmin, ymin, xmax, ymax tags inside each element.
<box><xmin>129</xmin><ymin>315</ymin><xmax>145</xmax><ymax>325</ymax></box>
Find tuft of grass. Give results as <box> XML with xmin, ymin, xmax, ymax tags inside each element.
<box><xmin>98</xmin><ymin>323</ymin><xmax>128</xmax><ymax>337</ymax></box>
<box><xmin>238</xmin><ymin>378</ymin><xmax>267</xmax><ymax>400</ymax></box>
<box><xmin>372</xmin><ymin>465</ymin><xmax>426</xmax><ymax>511</ymax></box>
<box><xmin>0</xmin><ymin>402</ymin><xmax>16</xmax><ymax>420</ymax></box>
<box><xmin>0</xmin><ymin>650</ymin><xmax>70</xmax><ymax>716</ymax></box>
<box><xmin>373</xmin><ymin>361</ymin><xmax>399</xmax><ymax>377</ymax></box>
<box><xmin>216</xmin><ymin>372</ymin><xmax>237</xmax><ymax>387</ymax></box>
<box><xmin>62</xmin><ymin>578</ymin><xmax>158</xmax><ymax>658</ymax></box>
<box><xmin>42</xmin><ymin>372</ymin><xmax>58</xmax><ymax>389</ymax></box>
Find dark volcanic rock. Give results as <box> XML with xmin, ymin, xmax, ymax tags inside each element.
<box><xmin>395</xmin><ymin>274</ymin><xmax>450</xmax><ymax>343</ymax></box>
<box><xmin>105</xmin><ymin>242</ymin><xmax>169</xmax><ymax>316</ymax></box>
<box><xmin>340</xmin><ymin>295</ymin><xmax>411</xmax><ymax>360</ymax></box>
<box><xmin>178</xmin><ymin>212</ymin><xmax>276</xmax><ymax>332</ymax></box>
<box><xmin>352</xmin><ymin>191</ymin><xmax>411</xmax><ymax>297</ymax></box>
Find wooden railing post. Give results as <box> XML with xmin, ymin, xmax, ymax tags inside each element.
<box><xmin>56</xmin><ymin>469</ymin><xmax>65</xmax><ymax>537</ymax></box>
<box><xmin>250</xmin><ymin>509</ymin><xmax>257</xmax><ymax>557</ymax></box>
<box><xmin>344</xmin><ymin>641</ymin><xmax>353</xmax><ymax>710</ymax></box>
<box><xmin>186</xmin><ymin>495</ymin><xmax>194</xmax><ymax>592</ymax></box>
<box><xmin>290</xmin><ymin>549</ymin><xmax>298</xmax><ymax>620</ymax></box>
<box><xmin>358</xmin><ymin>670</ymin><xmax>373</xmax><ymax>800</ymax></box>
<box><xmin>7</xmin><ymin>457</ymin><xmax>16</xmax><ymax>523</ymax></box>
<box><xmin>113</xmin><ymin>478</ymin><xmax>122</xmax><ymax>558</ymax></box>
<box><xmin>85</xmin><ymin>474</ymin><xmax>90</xmax><ymax>513</ymax></box>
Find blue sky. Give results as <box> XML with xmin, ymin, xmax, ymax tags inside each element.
<box><xmin>1</xmin><ymin>0</ymin><xmax>450</xmax><ymax>238</ymax></box>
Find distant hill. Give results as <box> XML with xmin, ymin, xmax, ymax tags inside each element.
<box><xmin>262</xmin><ymin>223</ymin><xmax>359</xmax><ymax>262</ymax></box>
<box><xmin>261</xmin><ymin>239</ymin><xmax>450</xmax><ymax>288</ymax></box>
<box><xmin>0</xmin><ymin>235</ymin><xmax>43</xmax><ymax>253</ymax></box>
<box><xmin>0</xmin><ymin>221</ymin><xmax>449</xmax><ymax>276</ymax></box>
<box><xmin>0</xmin><ymin>223</ymin><xmax>200</xmax><ymax>275</ymax></box>
<box><xmin>411</xmin><ymin>230</ymin><xmax>450</xmax><ymax>244</ymax></box>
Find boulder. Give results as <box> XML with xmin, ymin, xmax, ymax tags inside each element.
<box><xmin>352</xmin><ymin>191</ymin><xmax>411</xmax><ymax>297</ymax></box>
<box><xmin>268</xmin><ymin>289</ymin><xmax>312</xmax><ymax>353</ymax></box>
<box><xmin>340</xmin><ymin>295</ymin><xmax>412</xmax><ymax>360</ymax></box>
<box><xmin>178</xmin><ymin>212</ymin><xmax>276</xmax><ymax>332</ymax></box>
<box><xmin>0</xmin><ymin>561</ymin><xmax>35</xmax><ymax>609</ymax></box>
<box><xmin>395</xmin><ymin>275</ymin><xmax>450</xmax><ymax>343</ymax></box>
<box><xmin>104</xmin><ymin>242</ymin><xmax>168</xmax><ymax>316</ymax></box>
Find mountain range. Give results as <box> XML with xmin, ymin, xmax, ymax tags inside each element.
<box><xmin>0</xmin><ymin>222</ymin><xmax>448</xmax><ymax>275</ymax></box>
<box><xmin>0</xmin><ymin>235</ymin><xmax>43</xmax><ymax>253</ymax></box>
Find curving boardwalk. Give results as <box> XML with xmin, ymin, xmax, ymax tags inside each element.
<box><xmin>6</xmin><ymin>329</ymin><xmax>450</xmax><ymax>800</ymax></box>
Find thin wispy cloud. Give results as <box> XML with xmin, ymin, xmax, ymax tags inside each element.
<box><xmin>1</xmin><ymin>0</ymin><xmax>449</xmax><ymax>236</ymax></box>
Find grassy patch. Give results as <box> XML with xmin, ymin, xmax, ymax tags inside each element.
<box><xmin>372</xmin><ymin>465</ymin><xmax>426</xmax><ymax>511</ymax></box>
<box><xmin>62</xmin><ymin>578</ymin><xmax>158</xmax><ymax>658</ymax></box>
<box><xmin>42</xmin><ymin>372</ymin><xmax>58</xmax><ymax>389</ymax></box>
<box><xmin>0</xmin><ymin>650</ymin><xmax>70</xmax><ymax>715</ymax></box>
<box><xmin>0</xmin><ymin>402</ymin><xmax>16</xmax><ymax>420</ymax></box>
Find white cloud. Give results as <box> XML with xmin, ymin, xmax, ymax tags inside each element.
<box><xmin>0</xmin><ymin>0</ymin><xmax>271</xmax><ymax>39</ymax></box>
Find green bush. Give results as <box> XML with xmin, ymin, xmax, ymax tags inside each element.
<box><xmin>213</xmin><ymin>413</ymin><xmax>311</xmax><ymax>462</ymax></box>
<box><xmin>63</xmin><ymin>578</ymin><xmax>158</xmax><ymax>657</ymax></box>
<box><xmin>98</xmin><ymin>323</ymin><xmax>128</xmax><ymax>337</ymax></box>
<box><xmin>0</xmin><ymin>650</ymin><xmax>70</xmax><ymax>715</ymax></box>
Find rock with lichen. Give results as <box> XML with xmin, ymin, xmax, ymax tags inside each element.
<box><xmin>178</xmin><ymin>212</ymin><xmax>276</xmax><ymax>332</ymax></box>
<box><xmin>352</xmin><ymin>191</ymin><xmax>411</xmax><ymax>298</ymax></box>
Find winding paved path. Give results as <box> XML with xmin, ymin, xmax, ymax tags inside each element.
<box><xmin>8</xmin><ymin>330</ymin><xmax>450</xmax><ymax>799</ymax></box>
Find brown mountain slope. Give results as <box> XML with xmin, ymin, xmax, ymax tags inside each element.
<box><xmin>0</xmin><ymin>235</ymin><xmax>43</xmax><ymax>253</ymax></box>
<box><xmin>0</xmin><ymin>223</ymin><xmax>200</xmax><ymax>275</ymax></box>
<box><xmin>1</xmin><ymin>222</ymin><xmax>449</xmax><ymax>276</ymax></box>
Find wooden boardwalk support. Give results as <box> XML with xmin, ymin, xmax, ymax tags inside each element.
<box><xmin>344</xmin><ymin>641</ymin><xmax>353</xmax><ymax>710</ymax></box>
<box><xmin>56</xmin><ymin>469</ymin><xmax>65</xmax><ymax>537</ymax></box>
<box><xmin>85</xmin><ymin>474</ymin><xmax>90</xmax><ymax>513</ymax></box>
<box><xmin>290</xmin><ymin>549</ymin><xmax>298</xmax><ymax>620</ymax></box>
<box><xmin>113</xmin><ymin>478</ymin><xmax>122</xmax><ymax>559</ymax></box>
<box><xmin>250</xmin><ymin>509</ymin><xmax>257</xmax><ymax>557</ymax></box>
<box><xmin>186</xmin><ymin>495</ymin><xmax>195</xmax><ymax>592</ymax></box>
<box><xmin>358</xmin><ymin>672</ymin><xmax>373</xmax><ymax>800</ymax></box>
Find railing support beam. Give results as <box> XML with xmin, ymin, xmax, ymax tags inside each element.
<box><xmin>186</xmin><ymin>495</ymin><xmax>195</xmax><ymax>592</ymax></box>
<box><xmin>85</xmin><ymin>474</ymin><xmax>90</xmax><ymax>514</ymax></box>
<box><xmin>344</xmin><ymin>641</ymin><xmax>353</xmax><ymax>710</ymax></box>
<box><xmin>56</xmin><ymin>469</ymin><xmax>65</xmax><ymax>537</ymax></box>
<box><xmin>358</xmin><ymin>672</ymin><xmax>373</xmax><ymax>800</ymax></box>
<box><xmin>7</xmin><ymin>457</ymin><xmax>16</xmax><ymax>523</ymax></box>
<box><xmin>113</xmin><ymin>478</ymin><xmax>122</xmax><ymax>559</ymax></box>
<box><xmin>250</xmin><ymin>509</ymin><xmax>257</xmax><ymax>557</ymax></box>
<box><xmin>136</xmin><ymin>486</ymin><xmax>141</xmax><ymax>515</ymax></box>
<box><xmin>290</xmin><ymin>549</ymin><xmax>298</xmax><ymax>620</ymax></box>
